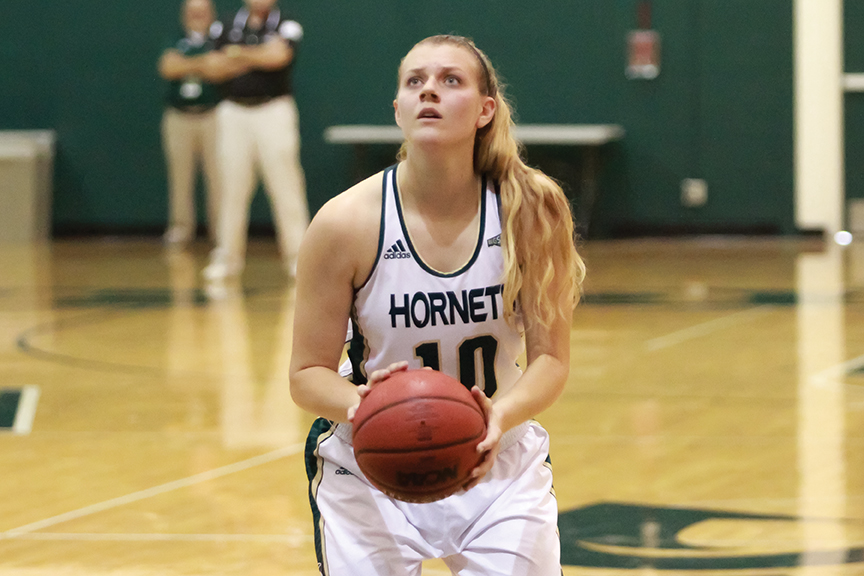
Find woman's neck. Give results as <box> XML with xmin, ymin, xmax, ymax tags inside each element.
<box><xmin>398</xmin><ymin>148</ymin><xmax>480</xmax><ymax>217</ymax></box>
<box><xmin>396</xmin><ymin>149</ymin><xmax>484</xmax><ymax>273</ymax></box>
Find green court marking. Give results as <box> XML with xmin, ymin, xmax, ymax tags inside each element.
<box><xmin>0</xmin><ymin>390</ymin><xmax>21</xmax><ymax>428</ymax></box>
<box><xmin>559</xmin><ymin>502</ymin><xmax>864</xmax><ymax>569</ymax></box>
<box><xmin>0</xmin><ymin>386</ymin><xmax>40</xmax><ymax>434</ymax></box>
<box><xmin>54</xmin><ymin>289</ymin><xmax>210</xmax><ymax>309</ymax></box>
<box><xmin>583</xmin><ymin>292</ymin><xmax>663</xmax><ymax>305</ymax></box>
<box><xmin>748</xmin><ymin>291</ymin><xmax>798</xmax><ymax>305</ymax></box>
<box><xmin>581</xmin><ymin>289</ymin><xmax>802</xmax><ymax>307</ymax></box>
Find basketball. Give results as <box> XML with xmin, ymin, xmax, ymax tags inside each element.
<box><xmin>351</xmin><ymin>369</ymin><xmax>487</xmax><ymax>503</ymax></box>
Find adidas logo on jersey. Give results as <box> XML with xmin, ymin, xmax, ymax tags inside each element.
<box><xmin>487</xmin><ymin>234</ymin><xmax>501</xmax><ymax>247</ymax></box>
<box><xmin>335</xmin><ymin>466</ymin><xmax>354</xmax><ymax>476</ymax></box>
<box><xmin>384</xmin><ymin>239</ymin><xmax>411</xmax><ymax>260</ymax></box>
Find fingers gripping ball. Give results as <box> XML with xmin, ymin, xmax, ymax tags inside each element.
<box><xmin>352</xmin><ymin>369</ymin><xmax>486</xmax><ymax>503</ymax></box>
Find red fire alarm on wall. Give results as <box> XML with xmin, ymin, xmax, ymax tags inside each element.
<box><xmin>627</xmin><ymin>0</ymin><xmax>660</xmax><ymax>80</ymax></box>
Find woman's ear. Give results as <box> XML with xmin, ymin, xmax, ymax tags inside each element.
<box><xmin>477</xmin><ymin>96</ymin><xmax>496</xmax><ymax>129</ymax></box>
<box><xmin>394</xmin><ymin>99</ymin><xmax>402</xmax><ymax>127</ymax></box>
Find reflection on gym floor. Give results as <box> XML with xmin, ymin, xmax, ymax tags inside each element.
<box><xmin>0</xmin><ymin>237</ymin><xmax>861</xmax><ymax>576</ymax></box>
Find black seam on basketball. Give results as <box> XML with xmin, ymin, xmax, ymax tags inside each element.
<box><xmin>373</xmin><ymin>478</ymin><xmax>471</xmax><ymax>501</ymax></box>
<box><xmin>352</xmin><ymin>396</ymin><xmax>484</xmax><ymax>435</ymax></box>
<box><xmin>353</xmin><ymin>428</ymin><xmax>484</xmax><ymax>454</ymax></box>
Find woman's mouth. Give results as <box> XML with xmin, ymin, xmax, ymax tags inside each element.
<box><xmin>417</xmin><ymin>108</ymin><xmax>442</xmax><ymax>119</ymax></box>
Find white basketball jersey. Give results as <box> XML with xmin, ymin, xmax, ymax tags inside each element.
<box><xmin>347</xmin><ymin>165</ymin><xmax>524</xmax><ymax>398</ymax></box>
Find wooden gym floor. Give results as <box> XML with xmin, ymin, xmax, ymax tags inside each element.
<box><xmin>0</xmin><ymin>236</ymin><xmax>862</xmax><ymax>576</ymax></box>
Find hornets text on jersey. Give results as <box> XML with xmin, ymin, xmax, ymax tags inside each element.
<box><xmin>347</xmin><ymin>165</ymin><xmax>524</xmax><ymax>397</ymax></box>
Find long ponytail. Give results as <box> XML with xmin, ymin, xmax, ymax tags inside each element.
<box><xmin>400</xmin><ymin>35</ymin><xmax>586</xmax><ymax>329</ymax></box>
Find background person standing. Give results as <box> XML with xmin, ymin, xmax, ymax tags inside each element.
<box><xmin>203</xmin><ymin>0</ymin><xmax>308</xmax><ymax>281</ymax></box>
<box><xmin>158</xmin><ymin>0</ymin><xmax>224</xmax><ymax>248</ymax></box>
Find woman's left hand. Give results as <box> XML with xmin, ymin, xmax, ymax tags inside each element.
<box><xmin>462</xmin><ymin>386</ymin><xmax>502</xmax><ymax>491</ymax></box>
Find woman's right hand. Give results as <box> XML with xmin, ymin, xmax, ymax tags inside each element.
<box><xmin>347</xmin><ymin>361</ymin><xmax>409</xmax><ymax>422</ymax></box>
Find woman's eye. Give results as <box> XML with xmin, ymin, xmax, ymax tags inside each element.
<box><xmin>407</xmin><ymin>77</ymin><xmax>422</xmax><ymax>87</ymax></box>
<box><xmin>445</xmin><ymin>76</ymin><xmax>461</xmax><ymax>85</ymax></box>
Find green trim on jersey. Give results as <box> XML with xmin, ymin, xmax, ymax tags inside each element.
<box><xmin>392</xmin><ymin>166</ymin><xmax>488</xmax><ymax>278</ymax></box>
<box><xmin>345</xmin><ymin>167</ymin><xmax>391</xmax><ymax>387</ymax></box>
<box><xmin>347</xmin><ymin>311</ymin><xmax>369</xmax><ymax>385</ymax></box>
<box><xmin>305</xmin><ymin>417</ymin><xmax>335</xmax><ymax>575</ymax></box>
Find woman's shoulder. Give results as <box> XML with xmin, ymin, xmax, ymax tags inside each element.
<box><xmin>313</xmin><ymin>170</ymin><xmax>384</xmax><ymax>229</ymax></box>
<box><xmin>302</xmin><ymin>170</ymin><xmax>387</xmax><ymax>287</ymax></box>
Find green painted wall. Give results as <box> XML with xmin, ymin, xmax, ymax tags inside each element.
<box><xmin>0</xmin><ymin>0</ymin><xmax>796</xmax><ymax>237</ymax></box>
<box><xmin>846</xmin><ymin>0</ymin><xmax>864</xmax><ymax>202</ymax></box>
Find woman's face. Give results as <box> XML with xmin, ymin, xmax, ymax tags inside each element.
<box><xmin>394</xmin><ymin>43</ymin><xmax>495</xmax><ymax>149</ymax></box>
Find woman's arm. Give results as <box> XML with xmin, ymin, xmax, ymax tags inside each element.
<box><xmin>465</xmin><ymin>271</ymin><xmax>573</xmax><ymax>488</ymax></box>
<box><xmin>289</xmin><ymin>176</ymin><xmax>381</xmax><ymax>422</ymax></box>
<box><xmin>488</xmin><ymin>298</ymin><xmax>571</xmax><ymax>434</ymax></box>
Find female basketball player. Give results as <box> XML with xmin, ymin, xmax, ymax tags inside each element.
<box><xmin>290</xmin><ymin>35</ymin><xmax>585</xmax><ymax>575</ymax></box>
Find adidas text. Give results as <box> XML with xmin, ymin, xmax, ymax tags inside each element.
<box><xmin>384</xmin><ymin>239</ymin><xmax>411</xmax><ymax>260</ymax></box>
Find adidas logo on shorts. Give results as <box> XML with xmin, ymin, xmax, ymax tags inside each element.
<box><xmin>384</xmin><ymin>239</ymin><xmax>411</xmax><ymax>260</ymax></box>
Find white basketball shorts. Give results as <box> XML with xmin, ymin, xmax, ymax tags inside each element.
<box><xmin>304</xmin><ymin>419</ymin><xmax>561</xmax><ymax>576</ymax></box>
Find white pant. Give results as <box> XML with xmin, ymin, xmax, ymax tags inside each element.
<box><xmin>307</xmin><ymin>420</ymin><xmax>561</xmax><ymax>576</ymax></box>
<box><xmin>212</xmin><ymin>96</ymin><xmax>309</xmax><ymax>273</ymax></box>
<box><xmin>161</xmin><ymin>107</ymin><xmax>222</xmax><ymax>243</ymax></box>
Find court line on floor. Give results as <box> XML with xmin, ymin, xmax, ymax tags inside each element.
<box><xmin>12</xmin><ymin>385</ymin><xmax>40</xmax><ymax>434</ymax></box>
<box><xmin>810</xmin><ymin>352</ymin><xmax>864</xmax><ymax>392</ymax></box>
<box><xmin>1</xmin><ymin>443</ymin><xmax>304</xmax><ymax>539</ymax></box>
<box><xmin>643</xmin><ymin>305</ymin><xmax>775</xmax><ymax>351</ymax></box>
<box><xmin>4</xmin><ymin>532</ymin><xmax>312</xmax><ymax>544</ymax></box>
<box><xmin>15</xmin><ymin>310</ymin><xmax>177</xmax><ymax>377</ymax></box>
<box><xmin>15</xmin><ymin>287</ymin><xmax>292</xmax><ymax>379</ymax></box>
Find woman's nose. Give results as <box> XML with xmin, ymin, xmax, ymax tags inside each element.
<box><xmin>420</xmin><ymin>79</ymin><xmax>440</xmax><ymax>101</ymax></box>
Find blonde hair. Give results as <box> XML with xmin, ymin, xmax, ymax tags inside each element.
<box><xmin>397</xmin><ymin>35</ymin><xmax>586</xmax><ymax>329</ymax></box>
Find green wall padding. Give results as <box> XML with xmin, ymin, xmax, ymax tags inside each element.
<box><xmin>0</xmin><ymin>0</ymin><xmax>798</xmax><ymax>237</ymax></box>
